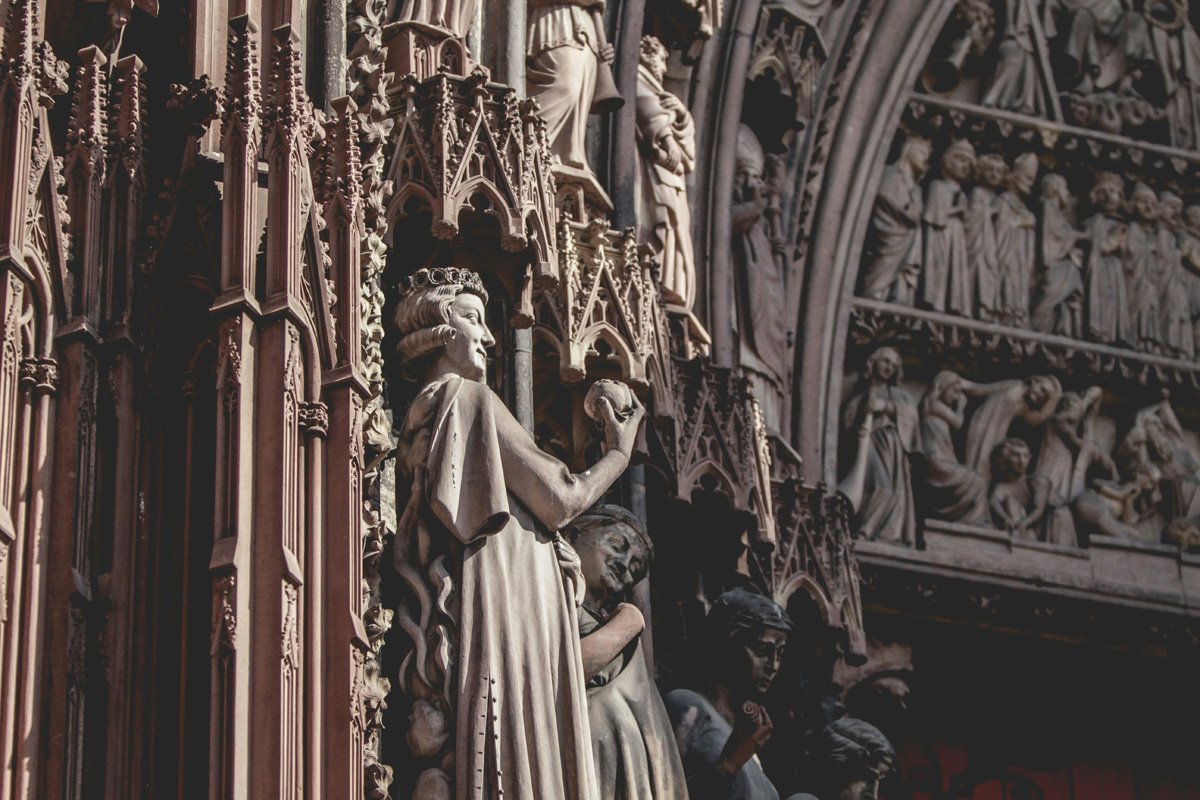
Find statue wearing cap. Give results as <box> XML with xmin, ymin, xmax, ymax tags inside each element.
<box><xmin>665</xmin><ymin>589</ymin><xmax>808</xmax><ymax>800</ymax></box>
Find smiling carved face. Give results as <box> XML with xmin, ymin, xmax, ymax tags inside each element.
<box><xmin>442</xmin><ymin>293</ymin><xmax>494</xmax><ymax>381</ymax></box>
<box><xmin>575</xmin><ymin>521</ymin><xmax>649</xmax><ymax>603</ymax></box>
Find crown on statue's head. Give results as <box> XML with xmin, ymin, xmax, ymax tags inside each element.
<box><xmin>398</xmin><ymin>267</ymin><xmax>489</xmax><ymax>303</ymax></box>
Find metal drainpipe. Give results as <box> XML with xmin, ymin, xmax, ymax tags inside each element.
<box><xmin>487</xmin><ymin>1</ymin><xmax>535</xmax><ymax>431</ymax></box>
<box><xmin>607</xmin><ymin>0</ymin><xmax>646</xmax><ymax>229</ymax></box>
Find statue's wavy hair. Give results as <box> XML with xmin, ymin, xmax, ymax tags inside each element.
<box><xmin>393</xmin><ymin>276</ymin><xmax>489</xmax><ymax>366</ymax></box>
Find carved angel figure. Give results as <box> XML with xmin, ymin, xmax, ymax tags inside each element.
<box><xmin>861</xmin><ymin>135</ymin><xmax>931</xmax><ymax>306</ymax></box>
<box><xmin>842</xmin><ymin>347</ymin><xmax>919</xmax><ymax>545</ymax></box>
<box><xmin>390</xmin><ymin>267</ymin><xmax>644</xmax><ymax>800</ymax></box>
<box><xmin>636</xmin><ymin>36</ymin><xmax>697</xmax><ymax>308</ymax></box>
<box><xmin>921</xmin><ymin>140</ymin><xmax>975</xmax><ymax>316</ymax></box>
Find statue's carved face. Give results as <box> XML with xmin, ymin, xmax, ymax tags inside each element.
<box><xmin>1011</xmin><ymin>166</ymin><xmax>1036</xmax><ymax>196</ymax></box>
<box><xmin>735</xmin><ymin>159</ymin><xmax>764</xmax><ymax>198</ymax></box>
<box><xmin>976</xmin><ymin>157</ymin><xmax>1006</xmax><ymax>189</ymax></box>
<box><xmin>574</xmin><ymin>521</ymin><xmax>648</xmax><ymax>600</ymax></box>
<box><xmin>941</xmin><ymin>150</ymin><xmax>973</xmax><ymax>182</ymax></box>
<box><xmin>442</xmin><ymin>293</ymin><xmax>494</xmax><ymax>381</ymax></box>
<box><xmin>1094</xmin><ymin>183</ymin><xmax>1123</xmax><ymax>213</ymax></box>
<box><xmin>995</xmin><ymin>441</ymin><xmax>1031</xmax><ymax>481</ymax></box>
<box><xmin>1133</xmin><ymin>191</ymin><xmax>1158</xmax><ymax>222</ymax></box>
<box><xmin>905</xmin><ymin>142</ymin><xmax>932</xmax><ymax>178</ymax></box>
<box><xmin>868</xmin><ymin>349</ymin><xmax>901</xmax><ymax>384</ymax></box>
<box><xmin>736</xmin><ymin>627</ymin><xmax>787</xmax><ymax>697</ymax></box>
<box><xmin>1024</xmin><ymin>376</ymin><xmax>1055</xmax><ymax>407</ymax></box>
<box><xmin>1161</xmin><ymin>195</ymin><xmax>1183</xmax><ymax>226</ymax></box>
<box><xmin>1186</xmin><ymin>206</ymin><xmax>1200</xmax><ymax>230</ymax></box>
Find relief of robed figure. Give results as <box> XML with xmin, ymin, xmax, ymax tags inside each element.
<box><xmin>390</xmin><ymin>267</ymin><xmax>645</xmax><ymax>800</ymax></box>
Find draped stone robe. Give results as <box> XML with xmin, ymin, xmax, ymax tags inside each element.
<box><xmin>842</xmin><ymin>384</ymin><xmax>920</xmax><ymax>545</ymax></box>
<box><xmin>1082</xmin><ymin>212</ymin><xmax>1130</xmax><ymax>344</ymax></box>
<box><xmin>409</xmin><ymin>374</ymin><xmax>600</xmax><ymax>800</ymax></box>
<box><xmin>861</xmin><ymin>163</ymin><xmax>924</xmax><ymax>305</ymax></box>
<box><xmin>580</xmin><ymin>607</ymin><xmax>688</xmax><ymax>800</ymax></box>
<box><xmin>1032</xmin><ymin>197</ymin><xmax>1084</xmax><ymax>337</ymax></box>
<box><xmin>922</xmin><ymin>178</ymin><xmax>972</xmax><ymax>315</ymax></box>
<box><xmin>636</xmin><ymin>63</ymin><xmax>697</xmax><ymax>308</ymax></box>
<box><xmin>994</xmin><ymin>190</ymin><xmax>1036</xmax><ymax>325</ymax></box>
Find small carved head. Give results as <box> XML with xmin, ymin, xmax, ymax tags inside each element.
<box><xmin>925</xmin><ymin>370</ymin><xmax>963</xmax><ymax>408</ymax></box>
<box><xmin>992</xmin><ymin>438</ymin><xmax>1032</xmax><ymax>482</ymax></box>
<box><xmin>708</xmin><ymin>588</ymin><xmax>792</xmax><ymax>698</ymax></box>
<box><xmin>394</xmin><ymin>267</ymin><xmax>494</xmax><ymax>381</ymax></box>
<box><xmin>1007</xmin><ymin>153</ymin><xmax>1038</xmax><ymax>195</ymax></box>
<box><xmin>1039</xmin><ymin>173</ymin><xmax>1070</xmax><ymax>205</ymax></box>
<box><xmin>975</xmin><ymin>154</ymin><xmax>1007</xmax><ymax>189</ymax></box>
<box><xmin>866</xmin><ymin>347</ymin><xmax>903</xmax><ymax>386</ymax></box>
<box><xmin>900</xmin><ymin>135</ymin><xmax>933</xmax><ymax>179</ymax></box>
<box><xmin>1023</xmin><ymin>374</ymin><xmax>1060</xmax><ymax>408</ymax></box>
<box><xmin>940</xmin><ymin>139</ymin><xmax>975</xmax><ymax>182</ymax></box>
<box><xmin>565</xmin><ymin>504</ymin><xmax>653</xmax><ymax>606</ymax></box>
<box><xmin>1186</xmin><ymin>205</ymin><xmax>1200</xmax><ymax>232</ymax></box>
<box><xmin>1159</xmin><ymin>191</ymin><xmax>1184</xmax><ymax>228</ymax></box>
<box><xmin>812</xmin><ymin>717</ymin><xmax>895</xmax><ymax>800</ymax></box>
<box><xmin>735</xmin><ymin>124</ymin><xmax>766</xmax><ymax>193</ymax></box>
<box><xmin>1130</xmin><ymin>182</ymin><xmax>1158</xmax><ymax>222</ymax></box>
<box><xmin>1089</xmin><ymin>172</ymin><xmax>1125</xmax><ymax>213</ymax></box>
<box><xmin>639</xmin><ymin>35</ymin><xmax>669</xmax><ymax>81</ymax></box>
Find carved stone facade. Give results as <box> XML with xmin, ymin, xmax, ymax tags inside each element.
<box><xmin>5</xmin><ymin>0</ymin><xmax>1197</xmax><ymax>799</ymax></box>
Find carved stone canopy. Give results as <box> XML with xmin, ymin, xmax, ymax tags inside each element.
<box><xmin>384</xmin><ymin>67</ymin><xmax>559</xmax><ymax>324</ymax></box>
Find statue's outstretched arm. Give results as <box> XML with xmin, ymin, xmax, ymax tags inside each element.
<box><xmin>494</xmin><ymin>391</ymin><xmax>645</xmax><ymax>531</ymax></box>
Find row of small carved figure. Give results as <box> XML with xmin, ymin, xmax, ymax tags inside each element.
<box><xmin>860</xmin><ymin>136</ymin><xmax>1200</xmax><ymax>361</ymax></box>
<box><xmin>842</xmin><ymin>347</ymin><xmax>1200</xmax><ymax>551</ymax></box>
<box><xmin>930</xmin><ymin>0</ymin><xmax>1200</xmax><ymax>149</ymax></box>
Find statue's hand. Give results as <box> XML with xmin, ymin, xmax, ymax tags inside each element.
<box><xmin>716</xmin><ymin>702</ymin><xmax>773</xmax><ymax>776</ymax></box>
<box><xmin>600</xmin><ymin>393</ymin><xmax>645</xmax><ymax>457</ymax></box>
<box><xmin>553</xmin><ymin>535</ymin><xmax>586</xmax><ymax>605</ymax></box>
<box><xmin>600</xmin><ymin>42</ymin><xmax>616</xmax><ymax>64</ymax></box>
